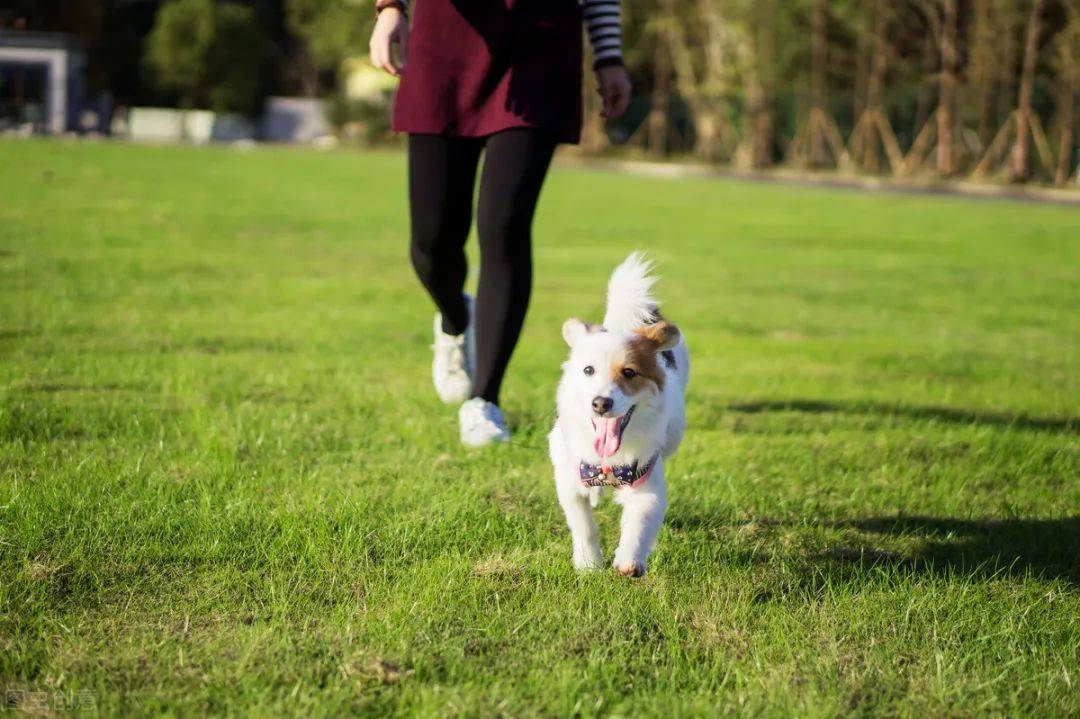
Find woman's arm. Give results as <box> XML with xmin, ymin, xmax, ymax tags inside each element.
<box><xmin>583</xmin><ymin>0</ymin><xmax>623</xmax><ymax>69</ymax></box>
<box><xmin>370</xmin><ymin>0</ymin><xmax>409</xmax><ymax>77</ymax></box>
<box><xmin>583</xmin><ymin>0</ymin><xmax>631</xmax><ymax>119</ymax></box>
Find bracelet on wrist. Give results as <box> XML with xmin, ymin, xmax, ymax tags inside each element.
<box><xmin>375</xmin><ymin>0</ymin><xmax>407</xmax><ymax>18</ymax></box>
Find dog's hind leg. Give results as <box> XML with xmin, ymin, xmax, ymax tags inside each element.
<box><xmin>612</xmin><ymin>469</ymin><xmax>667</xmax><ymax>577</ymax></box>
<box><xmin>555</xmin><ymin>475</ymin><xmax>604</xmax><ymax>571</ymax></box>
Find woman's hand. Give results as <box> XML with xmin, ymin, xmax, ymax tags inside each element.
<box><xmin>369</xmin><ymin>7</ymin><xmax>409</xmax><ymax>77</ymax></box>
<box><xmin>596</xmin><ymin>65</ymin><xmax>631</xmax><ymax>119</ymax></box>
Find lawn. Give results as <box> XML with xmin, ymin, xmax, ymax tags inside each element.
<box><xmin>1</xmin><ymin>139</ymin><xmax>1077</xmax><ymax>717</ymax></box>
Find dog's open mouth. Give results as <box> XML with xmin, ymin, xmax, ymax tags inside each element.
<box><xmin>591</xmin><ymin>405</ymin><xmax>635</xmax><ymax>458</ymax></box>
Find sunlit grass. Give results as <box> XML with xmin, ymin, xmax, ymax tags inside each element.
<box><xmin>1</xmin><ymin>139</ymin><xmax>1077</xmax><ymax>716</ymax></box>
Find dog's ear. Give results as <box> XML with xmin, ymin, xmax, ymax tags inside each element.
<box><xmin>634</xmin><ymin>320</ymin><xmax>681</xmax><ymax>351</ymax></box>
<box><xmin>562</xmin><ymin>317</ymin><xmax>590</xmax><ymax>347</ymax></box>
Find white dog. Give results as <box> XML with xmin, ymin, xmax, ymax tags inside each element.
<box><xmin>548</xmin><ymin>253</ymin><xmax>689</xmax><ymax>576</ymax></box>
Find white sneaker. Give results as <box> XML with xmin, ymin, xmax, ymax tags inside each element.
<box><xmin>432</xmin><ymin>295</ymin><xmax>475</xmax><ymax>404</ymax></box>
<box><xmin>459</xmin><ymin>397</ymin><xmax>511</xmax><ymax>447</ymax></box>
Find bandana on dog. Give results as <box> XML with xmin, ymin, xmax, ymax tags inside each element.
<box><xmin>579</xmin><ymin>453</ymin><xmax>658</xmax><ymax>489</ymax></box>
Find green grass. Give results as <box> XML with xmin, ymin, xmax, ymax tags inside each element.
<box><xmin>1</xmin><ymin>139</ymin><xmax>1078</xmax><ymax>717</ymax></box>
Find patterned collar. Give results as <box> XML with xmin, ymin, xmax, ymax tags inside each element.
<box><xmin>579</xmin><ymin>453</ymin><xmax>658</xmax><ymax>489</ymax></box>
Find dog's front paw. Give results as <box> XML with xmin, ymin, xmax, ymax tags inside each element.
<box><xmin>574</xmin><ymin>557</ymin><xmax>604</xmax><ymax>571</ymax></box>
<box><xmin>573</xmin><ymin>545</ymin><xmax>604</xmax><ymax>571</ymax></box>
<box><xmin>613</xmin><ymin>558</ymin><xmax>646</xmax><ymax>577</ymax></box>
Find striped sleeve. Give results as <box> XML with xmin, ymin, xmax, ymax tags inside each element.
<box><xmin>583</xmin><ymin>0</ymin><xmax>623</xmax><ymax>69</ymax></box>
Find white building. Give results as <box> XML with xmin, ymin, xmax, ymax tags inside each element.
<box><xmin>0</xmin><ymin>30</ymin><xmax>86</xmax><ymax>135</ymax></box>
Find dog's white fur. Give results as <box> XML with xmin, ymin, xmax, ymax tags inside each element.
<box><xmin>548</xmin><ymin>253</ymin><xmax>690</xmax><ymax>576</ymax></box>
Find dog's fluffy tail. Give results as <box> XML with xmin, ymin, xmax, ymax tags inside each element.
<box><xmin>603</xmin><ymin>251</ymin><xmax>659</xmax><ymax>332</ymax></box>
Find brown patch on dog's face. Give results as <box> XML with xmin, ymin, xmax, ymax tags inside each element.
<box><xmin>609</xmin><ymin>320</ymin><xmax>680</xmax><ymax>394</ymax></box>
<box><xmin>611</xmin><ymin>336</ymin><xmax>666</xmax><ymax>393</ymax></box>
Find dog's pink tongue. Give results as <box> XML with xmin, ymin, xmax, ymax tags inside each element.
<box><xmin>593</xmin><ymin>416</ymin><xmax>622</xmax><ymax>458</ymax></box>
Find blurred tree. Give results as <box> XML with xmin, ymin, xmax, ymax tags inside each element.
<box><xmin>937</xmin><ymin>0</ymin><xmax>959</xmax><ymax>175</ymax></box>
<box><xmin>644</xmin><ymin>8</ymin><xmax>673</xmax><ymax>156</ymax></box>
<box><xmin>968</xmin><ymin>0</ymin><xmax>1021</xmax><ymax>148</ymax></box>
<box><xmin>1010</xmin><ymin>0</ymin><xmax>1047</xmax><ymax>181</ymax></box>
<box><xmin>972</xmin><ymin>0</ymin><xmax>1056</xmax><ymax>181</ymax></box>
<box><xmin>786</xmin><ymin>0</ymin><xmax>846</xmax><ymax>169</ymax></box>
<box><xmin>207</xmin><ymin>4</ymin><xmax>267</xmax><ymax>114</ymax></box>
<box><xmin>903</xmin><ymin>0</ymin><xmax>971</xmax><ymax>176</ymax></box>
<box><xmin>145</xmin><ymin>0</ymin><xmax>215</xmax><ymax>109</ymax></box>
<box><xmin>145</xmin><ymin>0</ymin><xmax>265</xmax><ymax>113</ymax></box>
<box><xmin>847</xmin><ymin>0</ymin><xmax>904</xmax><ymax>173</ymax></box>
<box><xmin>732</xmin><ymin>0</ymin><xmax>776</xmax><ymax>169</ymax></box>
<box><xmin>9</xmin><ymin>0</ymin><xmax>1077</xmax><ymax>183</ymax></box>
<box><xmin>1051</xmin><ymin>3</ymin><xmax>1079</xmax><ymax>185</ymax></box>
<box><xmin>284</xmin><ymin>0</ymin><xmax>370</xmax><ymax>97</ymax></box>
<box><xmin>665</xmin><ymin>0</ymin><xmax>738</xmax><ymax>161</ymax></box>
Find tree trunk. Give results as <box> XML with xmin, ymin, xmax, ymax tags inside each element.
<box><xmin>695</xmin><ymin>114</ymin><xmax>720</xmax><ymax>160</ymax></box>
<box><xmin>867</xmin><ymin>0</ymin><xmax>888</xmax><ymax>171</ymax></box>
<box><xmin>913</xmin><ymin>32</ymin><xmax>937</xmax><ymax>140</ymax></box>
<box><xmin>744</xmin><ymin>0</ymin><xmax>774</xmax><ymax>168</ymax></box>
<box><xmin>667</xmin><ymin>0</ymin><xmax>717</xmax><ymax>161</ymax></box>
<box><xmin>646</xmin><ymin>25</ymin><xmax>672</xmax><ymax>157</ymax></box>
<box><xmin>1011</xmin><ymin>0</ymin><xmax>1044</xmax><ymax>182</ymax></box>
<box><xmin>745</xmin><ymin>68</ymin><xmax>773</xmax><ymax>168</ymax></box>
<box><xmin>936</xmin><ymin>0</ymin><xmax>958</xmax><ymax>175</ymax></box>
<box><xmin>993</xmin><ymin>0</ymin><xmax>1022</xmax><ymax>128</ymax></box>
<box><xmin>971</xmin><ymin>0</ymin><xmax>996</xmax><ymax>146</ymax></box>
<box><xmin>853</xmin><ymin>10</ymin><xmax>870</xmax><ymax>123</ymax></box>
<box><xmin>697</xmin><ymin>0</ymin><xmax>736</xmax><ymax>161</ymax></box>
<box><xmin>286</xmin><ymin>37</ymin><xmax>319</xmax><ymax>98</ymax></box>
<box><xmin>849</xmin><ymin>0</ymin><xmax>886</xmax><ymax>172</ymax></box>
<box><xmin>1053</xmin><ymin>23</ymin><xmax>1077</xmax><ymax>185</ymax></box>
<box><xmin>809</xmin><ymin>0</ymin><xmax>829</xmax><ymax>167</ymax></box>
<box><xmin>1054</xmin><ymin>88</ymin><xmax>1075</xmax><ymax>186</ymax></box>
<box><xmin>868</xmin><ymin>0</ymin><xmax>887</xmax><ymax>111</ymax></box>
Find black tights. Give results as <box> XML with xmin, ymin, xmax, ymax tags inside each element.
<box><xmin>408</xmin><ymin>129</ymin><xmax>556</xmax><ymax>405</ymax></box>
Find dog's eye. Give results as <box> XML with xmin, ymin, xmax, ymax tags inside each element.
<box><xmin>583</xmin><ymin>365</ymin><xmax>595</xmax><ymax>376</ymax></box>
<box><xmin>621</xmin><ymin>367</ymin><xmax>637</xmax><ymax>379</ymax></box>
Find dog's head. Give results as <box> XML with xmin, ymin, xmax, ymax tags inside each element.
<box><xmin>559</xmin><ymin>318</ymin><xmax>680</xmax><ymax>458</ymax></box>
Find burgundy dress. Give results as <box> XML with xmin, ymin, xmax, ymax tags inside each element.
<box><xmin>392</xmin><ymin>0</ymin><xmax>584</xmax><ymax>144</ymax></box>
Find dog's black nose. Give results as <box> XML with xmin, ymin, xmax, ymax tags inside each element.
<box><xmin>592</xmin><ymin>396</ymin><xmax>614</xmax><ymax>415</ymax></box>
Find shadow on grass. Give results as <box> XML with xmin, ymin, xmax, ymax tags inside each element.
<box><xmin>725</xmin><ymin>398</ymin><xmax>1077</xmax><ymax>434</ymax></box>
<box><xmin>9</xmin><ymin>380</ymin><xmax>152</xmax><ymax>394</ymax></box>
<box><xmin>668</xmin><ymin>512</ymin><xmax>1080</xmax><ymax>586</ymax></box>
<box><xmin>827</xmin><ymin>514</ymin><xmax>1080</xmax><ymax>585</ymax></box>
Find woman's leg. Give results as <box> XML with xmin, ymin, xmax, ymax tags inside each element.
<box><xmin>408</xmin><ymin>133</ymin><xmax>484</xmax><ymax>335</ymax></box>
<box><xmin>473</xmin><ymin>128</ymin><xmax>557</xmax><ymax>404</ymax></box>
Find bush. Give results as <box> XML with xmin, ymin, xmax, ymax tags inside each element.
<box><xmin>324</xmin><ymin>91</ymin><xmax>396</xmax><ymax>145</ymax></box>
<box><xmin>145</xmin><ymin>0</ymin><xmax>265</xmax><ymax>115</ymax></box>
